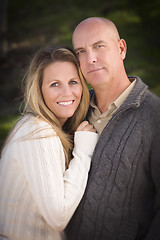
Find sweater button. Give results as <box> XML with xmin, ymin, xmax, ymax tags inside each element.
<box><xmin>97</xmin><ymin>119</ymin><xmax>101</xmax><ymax>123</ymax></box>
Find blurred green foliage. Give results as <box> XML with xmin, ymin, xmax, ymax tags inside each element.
<box><xmin>7</xmin><ymin>0</ymin><xmax>160</xmax><ymax>90</ymax></box>
<box><xmin>0</xmin><ymin>115</ymin><xmax>20</xmax><ymax>152</ymax></box>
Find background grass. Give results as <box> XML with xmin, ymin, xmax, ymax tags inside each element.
<box><xmin>0</xmin><ymin>0</ymin><xmax>160</xmax><ymax>150</ymax></box>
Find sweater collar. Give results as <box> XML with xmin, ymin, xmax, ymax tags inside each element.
<box><xmin>89</xmin><ymin>76</ymin><xmax>148</xmax><ymax>111</ymax></box>
<box><xmin>123</xmin><ymin>76</ymin><xmax>148</xmax><ymax>109</ymax></box>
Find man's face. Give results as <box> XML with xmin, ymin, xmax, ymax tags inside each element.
<box><xmin>72</xmin><ymin>20</ymin><xmax>126</xmax><ymax>90</ymax></box>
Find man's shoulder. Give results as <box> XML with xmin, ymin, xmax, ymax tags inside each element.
<box><xmin>145</xmin><ymin>89</ymin><xmax>160</xmax><ymax>110</ymax></box>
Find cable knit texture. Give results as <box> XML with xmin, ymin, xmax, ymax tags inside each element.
<box><xmin>0</xmin><ymin>116</ymin><xmax>99</xmax><ymax>240</ymax></box>
<box><xmin>66</xmin><ymin>76</ymin><xmax>160</xmax><ymax>240</ymax></box>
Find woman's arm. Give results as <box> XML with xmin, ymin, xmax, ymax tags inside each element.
<box><xmin>15</xmin><ymin>118</ymin><xmax>98</xmax><ymax>231</ymax></box>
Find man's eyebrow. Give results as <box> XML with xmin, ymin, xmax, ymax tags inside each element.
<box><xmin>93</xmin><ymin>40</ymin><xmax>106</xmax><ymax>46</ymax></box>
<box><xmin>74</xmin><ymin>47</ymin><xmax>84</xmax><ymax>52</ymax></box>
<box><xmin>74</xmin><ymin>40</ymin><xmax>106</xmax><ymax>52</ymax></box>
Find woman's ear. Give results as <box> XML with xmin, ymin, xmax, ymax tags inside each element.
<box><xmin>119</xmin><ymin>39</ymin><xmax>127</xmax><ymax>60</ymax></box>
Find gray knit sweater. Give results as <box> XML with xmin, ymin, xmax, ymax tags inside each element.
<box><xmin>66</xmin><ymin>77</ymin><xmax>160</xmax><ymax>240</ymax></box>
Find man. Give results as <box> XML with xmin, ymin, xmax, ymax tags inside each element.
<box><xmin>65</xmin><ymin>17</ymin><xmax>160</xmax><ymax>240</ymax></box>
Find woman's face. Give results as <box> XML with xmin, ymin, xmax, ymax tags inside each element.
<box><xmin>42</xmin><ymin>61</ymin><xmax>82</xmax><ymax>126</ymax></box>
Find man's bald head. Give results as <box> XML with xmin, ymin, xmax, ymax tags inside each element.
<box><xmin>73</xmin><ymin>17</ymin><xmax>120</xmax><ymax>45</ymax></box>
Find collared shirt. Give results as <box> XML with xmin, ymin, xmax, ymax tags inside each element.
<box><xmin>89</xmin><ymin>79</ymin><xmax>136</xmax><ymax>134</ymax></box>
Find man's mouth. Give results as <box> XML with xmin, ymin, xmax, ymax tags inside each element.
<box><xmin>57</xmin><ymin>100</ymin><xmax>74</xmax><ymax>106</ymax></box>
<box><xmin>88</xmin><ymin>67</ymin><xmax>104</xmax><ymax>74</ymax></box>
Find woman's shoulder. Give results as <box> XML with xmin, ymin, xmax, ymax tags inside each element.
<box><xmin>13</xmin><ymin>114</ymin><xmax>56</xmax><ymax>139</ymax></box>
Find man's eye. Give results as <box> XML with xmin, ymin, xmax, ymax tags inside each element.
<box><xmin>96</xmin><ymin>44</ymin><xmax>103</xmax><ymax>48</ymax></box>
<box><xmin>76</xmin><ymin>50</ymin><xmax>85</xmax><ymax>55</ymax></box>
<box><xmin>51</xmin><ymin>82</ymin><xmax>58</xmax><ymax>87</ymax></box>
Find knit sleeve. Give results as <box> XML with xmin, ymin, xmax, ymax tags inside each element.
<box><xmin>15</xmin><ymin>118</ymin><xmax>99</xmax><ymax>231</ymax></box>
<box><xmin>145</xmin><ymin>121</ymin><xmax>160</xmax><ymax>239</ymax></box>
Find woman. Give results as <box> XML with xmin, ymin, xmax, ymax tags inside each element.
<box><xmin>0</xmin><ymin>46</ymin><xmax>98</xmax><ymax>240</ymax></box>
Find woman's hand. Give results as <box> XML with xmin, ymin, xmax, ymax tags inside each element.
<box><xmin>76</xmin><ymin>121</ymin><xmax>96</xmax><ymax>132</ymax></box>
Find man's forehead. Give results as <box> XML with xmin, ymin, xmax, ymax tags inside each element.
<box><xmin>74</xmin><ymin>21</ymin><xmax>106</xmax><ymax>37</ymax></box>
<box><xmin>73</xmin><ymin>27</ymin><xmax>108</xmax><ymax>48</ymax></box>
<box><xmin>73</xmin><ymin>28</ymin><xmax>119</xmax><ymax>50</ymax></box>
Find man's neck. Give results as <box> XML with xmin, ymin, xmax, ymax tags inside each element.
<box><xmin>94</xmin><ymin>77</ymin><xmax>131</xmax><ymax>114</ymax></box>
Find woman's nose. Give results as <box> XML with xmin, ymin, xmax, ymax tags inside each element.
<box><xmin>61</xmin><ymin>85</ymin><xmax>72</xmax><ymax>96</ymax></box>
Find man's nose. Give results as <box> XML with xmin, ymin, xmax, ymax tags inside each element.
<box><xmin>87</xmin><ymin>50</ymin><xmax>97</xmax><ymax>64</ymax></box>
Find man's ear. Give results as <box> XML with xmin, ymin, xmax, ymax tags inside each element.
<box><xmin>119</xmin><ymin>39</ymin><xmax>127</xmax><ymax>60</ymax></box>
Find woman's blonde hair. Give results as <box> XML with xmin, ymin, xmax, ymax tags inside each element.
<box><xmin>23</xmin><ymin>46</ymin><xmax>89</xmax><ymax>167</ymax></box>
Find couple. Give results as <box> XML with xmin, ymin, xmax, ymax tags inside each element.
<box><xmin>1</xmin><ymin>17</ymin><xmax>160</xmax><ymax>240</ymax></box>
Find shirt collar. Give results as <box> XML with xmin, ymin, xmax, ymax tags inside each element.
<box><xmin>90</xmin><ymin>79</ymin><xmax>136</xmax><ymax>112</ymax></box>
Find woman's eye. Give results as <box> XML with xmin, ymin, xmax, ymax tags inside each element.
<box><xmin>70</xmin><ymin>80</ymin><xmax>78</xmax><ymax>85</ymax></box>
<box><xmin>51</xmin><ymin>82</ymin><xmax>58</xmax><ymax>87</ymax></box>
